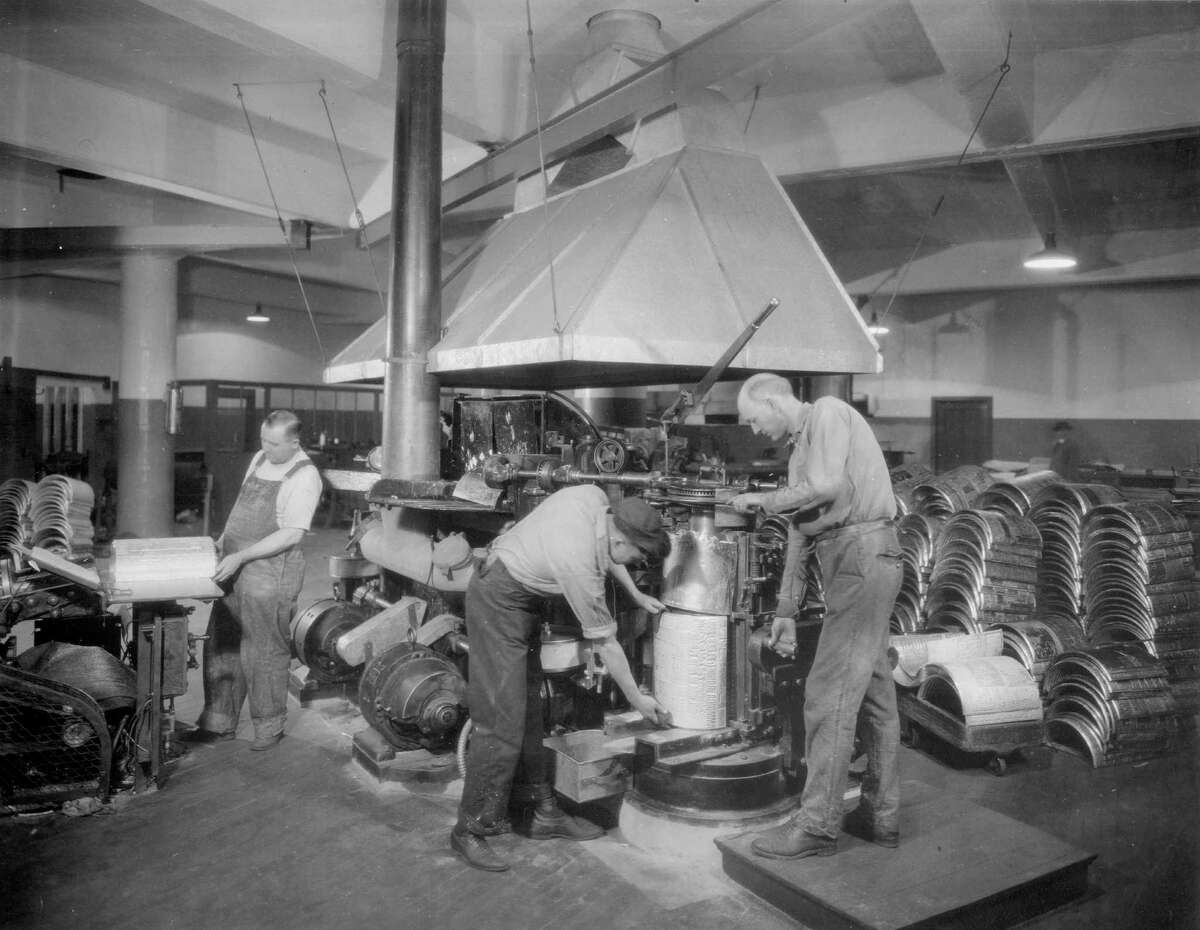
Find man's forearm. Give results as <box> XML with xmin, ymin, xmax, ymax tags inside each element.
<box><xmin>222</xmin><ymin>527</ymin><xmax>304</xmax><ymax>565</ymax></box>
<box><xmin>778</xmin><ymin>529</ymin><xmax>811</xmax><ymax>608</ymax></box>
<box><xmin>761</xmin><ymin>482</ymin><xmax>818</xmax><ymax>514</ymax></box>
<box><xmin>593</xmin><ymin>636</ymin><xmax>642</xmax><ymax>703</ymax></box>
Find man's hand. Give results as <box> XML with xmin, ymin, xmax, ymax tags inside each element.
<box><xmin>631</xmin><ymin>693</ymin><xmax>673</xmax><ymax>728</ymax></box>
<box><xmin>213</xmin><ymin>553</ymin><xmax>245</xmax><ymax>583</ymax></box>
<box><xmin>728</xmin><ymin>492</ymin><xmax>766</xmax><ymax>514</ymax></box>
<box><xmin>769</xmin><ymin>615</ymin><xmax>797</xmax><ymax>657</ymax></box>
<box><xmin>637</xmin><ymin>594</ymin><xmax>667</xmax><ymax>615</ymax></box>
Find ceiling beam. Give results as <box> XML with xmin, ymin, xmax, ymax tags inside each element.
<box><xmin>362</xmin><ymin>0</ymin><xmax>898</xmax><ymax>243</ymax></box>
<box><xmin>0</xmin><ymin>222</ymin><xmax>310</xmax><ymax>261</ymax></box>
<box><xmin>0</xmin><ymin>53</ymin><xmax>358</xmax><ymax>227</ymax></box>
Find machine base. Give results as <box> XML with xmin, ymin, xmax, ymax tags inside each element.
<box><xmin>350</xmin><ymin>728</ymin><xmax>459</xmax><ymax>785</ymax></box>
<box><xmin>632</xmin><ymin>730</ymin><xmax>794</xmax><ymax>817</ymax></box>
<box><xmin>288</xmin><ymin>666</ymin><xmax>357</xmax><ymax>707</ymax></box>
<box><xmin>715</xmin><ymin>779</ymin><xmax>1095</xmax><ymax>930</ymax></box>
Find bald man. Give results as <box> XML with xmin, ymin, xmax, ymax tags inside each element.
<box><xmin>730</xmin><ymin>373</ymin><xmax>903</xmax><ymax>859</ymax></box>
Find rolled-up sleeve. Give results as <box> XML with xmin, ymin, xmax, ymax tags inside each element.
<box><xmin>558</xmin><ymin>569</ymin><xmax>617</xmax><ymax>639</ymax></box>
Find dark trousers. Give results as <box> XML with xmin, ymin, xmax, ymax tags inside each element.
<box><xmin>456</xmin><ymin>559</ymin><xmax>548</xmax><ymax>834</ymax></box>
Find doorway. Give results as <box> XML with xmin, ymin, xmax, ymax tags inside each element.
<box><xmin>932</xmin><ymin>396</ymin><xmax>992</xmax><ymax>473</ymax></box>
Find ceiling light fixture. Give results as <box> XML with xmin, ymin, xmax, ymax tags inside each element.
<box><xmin>246</xmin><ymin>304</ymin><xmax>271</xmax><ymax>324</ymax></box>
<box><xmin>867</xmin><ymin>311</ymin><xmax>889</xmax><ymax>336</ymax></box>
<box><xmin>1023</xmin><ymin>232</ymin><xmax>1077</xmax><ymax>271</ymax></box>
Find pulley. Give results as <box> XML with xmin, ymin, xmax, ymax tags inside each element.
<box><xmin>290</xmin><ymin>598</ymin><xmax>372</xmax><ymax>684</ymax></box>
<box><xmin>359</xmin><ymin>642</ymin><xmax>466</xmax><ymax>750</ymax></box>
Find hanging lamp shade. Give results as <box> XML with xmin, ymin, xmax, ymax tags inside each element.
<box><xmin>1023</xmin><ymin>232</ymin><xmax>1077</xmax><ymax>271</ymax></box>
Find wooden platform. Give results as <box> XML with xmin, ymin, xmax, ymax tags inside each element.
<box><xmin>715</xmin><ymin>779</ymin><xmax>1095</xmax><ymax>930</ymax></box>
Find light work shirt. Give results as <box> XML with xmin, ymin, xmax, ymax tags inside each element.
<box><xmin>240</xmin><ymin>450</ymin><xmax>323</xmax><ymax>531</ymax></box>
<box><xmin>757</xmin><ymin>396</ymin><xmax>896</xmax><ymax>605</ymax></box>
<box><xmin>490</xmin><ymin>484</ymin><xmax>618</xmax><ymax>639</ymax></box>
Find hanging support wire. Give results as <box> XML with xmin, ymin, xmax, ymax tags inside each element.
<box><xmin>317</xmin><ymin>81</ymin><xmax>389</xmax><ymax>317</ymax></box>
<box><xmin>524</xmin><ymin>0</ymin><xmax>563</xmax><ymax>335</ymax></box>
<box><xmin>869</xmin><ymin>32</ymin><xmax>1015</xmax><ymax>327</ymax></box>
<box><xmin>233</xmin><ymin>82</ymin><xmax>328</xmax><ymax>365</ymax></box>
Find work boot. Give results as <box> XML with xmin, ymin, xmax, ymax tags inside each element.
<box><xmin>250</xmin><ymin>732</ymin><xmax>283</xmax><ymax>751</ymax></box>
<box><xmin>527</xmin><ymin>786</ymin><xmax>604</xmax><ymax>841</ymax></box>
<box><xmin>450</xmin><ymin>826</ymin><xmax>510</xmax><ymax>872</ymax></box>
<box><xmin>750</xmin><ymin>820</ymin><xmax>837</xmax><ymax>860</ymax></box>
<box><xmin>842</xmin><ymin>804</ymin><xmax>899</xmax><ymax>848</ymax></box>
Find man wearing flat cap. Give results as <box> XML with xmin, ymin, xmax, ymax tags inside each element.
<box><xmin>451</xmin><ymin>485</ymin><xmax>672</xmax><ymax>872</ymax></box>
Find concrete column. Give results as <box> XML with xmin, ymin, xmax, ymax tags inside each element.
<box><xmin>116</xmin><ymin>250</ymin><xmax>177</xmax><ymax>538</ymax></box>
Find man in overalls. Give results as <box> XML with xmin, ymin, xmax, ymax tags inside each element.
<box><xmin>730</xmin><ymin>373</ymin><xmax>904</xmax><ymax>859</ymax></box>
<box><xmin>183</xmin><ymin>410</ymin><xmax>322</xmax><ymax>750</ymax></box>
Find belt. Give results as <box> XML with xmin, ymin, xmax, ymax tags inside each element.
<box><xmin>814</xmin><ymin>517</ymin><xmax>896</xmax><ymax>543</ymax></box>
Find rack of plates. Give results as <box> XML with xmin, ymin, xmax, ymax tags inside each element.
<box><xmin>991</xmin><ymin>614</ymin><xmax>1085</xmax><ymax>684</ymax></box>
<box><xmin>1080</xmin><ymin>500</ymin><xmax>1200</xmax><ymax>716</ymax></box>
<box><xmin>29</xmin><ymin>476</ymin><xmax>95</xmax><ymax>557</ymax></box>
<box><xmin>971</xmin><ymin>470</ymin><xmax>1064</xmax><ymax>517</ymax></box>
<box><xmin>909</xmin><ymin>465</ymin><xmax>995</xmax><ymax>519</ymax></box>
<box><xmin>889</xmin><ymin>512</ymin><xmax>944</xmax><ymax>634</ymax></box>
<box><xmin>1044</xmin><ymin>644</ymin><xmax>1183</xmax><ymax>766</ymax></box>
<box><xmin>0</xmin><ymin>479</ymin><xmax>37</xmax><ymax>555</ymax></box>
<box><xmin>924</xmin><ymin>509</ymin><xmax>1042</xmax><ymax>635</ymax></box>
<box><xmin>1026</xmin><ymin>483</ymin><xmax>1126</xmax><ymax>627</ymax></box>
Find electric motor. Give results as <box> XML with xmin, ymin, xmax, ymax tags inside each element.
<box><xmin>358</xmin><ymin>642</ymin><xmax>466</xmax><ymax>750</ymax></box>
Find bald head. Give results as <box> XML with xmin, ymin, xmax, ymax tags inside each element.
<box><xmin>737</xmin><ymin>374</ymin><xmax>802</xmax><ymax>442</ymax></box>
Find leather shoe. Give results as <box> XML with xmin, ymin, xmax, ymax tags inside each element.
<box><xmin>842</xmin><ymin>805</ymin><xmax>899</xmax><ymax>848</ymax></box>
<box><xmin>751</xmin><ymin>822</ymin><xmax>837</xmax><ymax>860</ymax></box>
<box><xmin>529</xmin><ymin>808</ymin><xmax>604</xmax><ymax>841</ymax></box>
<box><xmin>250</xmin><ymin>733</ymin><xmax>283</xmax><ymax>751</ymax></box>
<box><xmin>450</xmin><ymin>827</ymin><xmax>510</xmax><ymax>872</ymax></box>
<box><xmin>178</xmin><ymin>727</ymin><xmax>235</xmax><ymax>744</ymax></box>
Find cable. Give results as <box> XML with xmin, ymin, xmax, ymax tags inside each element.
<box><xmin>869</xmin><ymin>33</ymin><xmax>1015</xmax><ymax>328</ymax></box>
<box><xmin>524</xmin><ymin>0</ymin><xmax>563</xmax><ymax>335</ymax></box>
<box><xmin>233</xmin><ymin>83</ymin><xmax>328</xmax><ymax>365</ymax></box>
<box><xmin>317</xmin><ymin>81</ymin><xmax>389</xmax><ymax>317</ymax></box>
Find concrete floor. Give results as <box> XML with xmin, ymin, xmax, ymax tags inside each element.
<box><xmin>2</xmin><ymin>525</ymin><xmax>1197</xmax><ymax>930</ymax></box>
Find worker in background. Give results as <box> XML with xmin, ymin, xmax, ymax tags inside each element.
<box><xmin>1049</xmin><ymin>419</ymin><xmax>1081</xmax><ymax>481</ymax></box>
<box><xmin>729</xmin><ymin>373</ymin><xmax>903</xmax><ymax>860</ymax></box>
<box><xmin>182</xmin><ymin>410</ymin><xmax>322</xmax><ymax>751</ymax></box>
<box><xmin>451</xmin><ymin>485</ymin><xmax>673</xmax><ymax>872</ymax></box>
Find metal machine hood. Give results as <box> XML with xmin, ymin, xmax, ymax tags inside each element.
<box><xmin>326</xmin><ymin>143</ymin><xmax>880</xmax><ymax>389</ymax></box>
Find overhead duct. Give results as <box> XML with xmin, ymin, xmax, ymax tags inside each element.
<box><xmin>326</xmin><ymin>10</ymin><xmax>880</xmax><ymax>389</ymax></box>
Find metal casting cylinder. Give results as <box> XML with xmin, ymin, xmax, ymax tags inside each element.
<box><xmin>661</xmin><ymin>528</ymin><xmax>739</xmax><ymax>614</ymax></box>
<box><xmin>653</xmin><ymin>611</ymin><xmax>727</xmax><ymax>729</ymax></box>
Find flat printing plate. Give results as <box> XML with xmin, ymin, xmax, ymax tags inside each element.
<box><xmin>715</xmin><ymin>779</ymin><xmax>1095</xmax><ymax>930</ymax></box>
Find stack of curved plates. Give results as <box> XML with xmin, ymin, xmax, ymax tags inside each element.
<box><xmin>970</xmin><ymin>470</ymin><xmax>1063</xmax><ymax>517</ymax></box>
<box><xmin>924</xmin><ymin>509</ymin><xmax>1041</xmax><ymax>634</ymax></box>
<box><xmin>0</xmin><ymin>478</ymin><xmax>37</xmax><ymax>555</ymax></box>
<box><xmin>1081</xmin><ymin>500</ymin><xmax>1200</xmax><ymax>715</ymax></box>
<box><xmin>753</xmin><ymin>513</ymin><xmax>825</xmax><ymax>619</ymax></box>
<box><xmin>890</xmin><ymin>462</ymin><xmax>934</xmax><ymax>517</ymax></box>
<box><xmin>910</xmin><ymin>465</ymin><xmax>994</xmax><ymax>519</ymax></box>
<box><xmin>889</xmin><ymin>512</ymin><xmax>944</xmax><ymax>634</ymax></box>
<box><xmin>990</xmin><ymin>614</ymin><xmax>1085</xmax><ymax>684</ymax></box>
<box><xmin>30</xmin><ymin>475</ymin><xmax>95</xmax><ymax>557</ymax></box>
<box><xmin>1044</xmin><ymin>644</ymin><xmax>1182</xmax><ymax>766</ymax></box>
<box><xmin>1027</xmin><ymin>483</ymin><xmax>1125</xmax><ymax>626</ymax></box>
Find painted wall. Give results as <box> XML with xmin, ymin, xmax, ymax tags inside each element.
<box><xmin>3</xmin><ymin>274</ymin><xmax>1197</xmax><ymax>471</ymax></box>
<box><xmin>0</xmin><ymin>275</ymin><xmax>365</xmax><ymax>385</ymax></box>
<box><xmin>857</xmin><ymin>282</ymin><xmax>1200</xmax><ymax>470</ymax></box>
